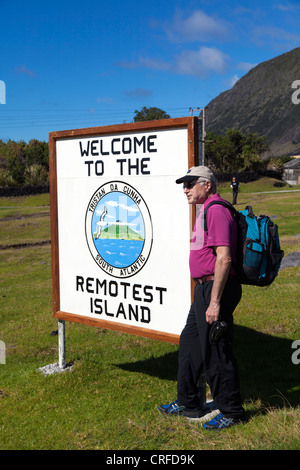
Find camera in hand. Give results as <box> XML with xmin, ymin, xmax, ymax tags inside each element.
<box><xmin>209</xmin><ymin>320</ymin><xmax>228</xmax><ymax>343</ymax></box>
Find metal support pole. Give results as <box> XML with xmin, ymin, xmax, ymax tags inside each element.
<box><xmin>197</xmin><ymin>118</ymin><xmax>202</xmax><ymax>165</ymax></box>
<box><xmin>58</xmin><ymin>319</ymin><xmax>66</xmax><ymax>369</ymax></box>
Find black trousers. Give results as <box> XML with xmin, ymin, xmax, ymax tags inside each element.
<box><xmin>177</xmin><ymin>278</ymin><xmax>244</xmax><ymax>419</ymax></box>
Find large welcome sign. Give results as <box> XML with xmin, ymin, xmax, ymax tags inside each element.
<box><xmin>49</xmin><ymin>117</ymin><xmax>198</xmax><ymax>344</ymax></box>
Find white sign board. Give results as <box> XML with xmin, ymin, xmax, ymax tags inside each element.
<box><xmin>49</xmin><ymin>118</ymin><xmax>198</xmax><ymax>344</ymax></box>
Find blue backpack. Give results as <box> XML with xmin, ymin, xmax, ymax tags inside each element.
<box><xmin>204</xmin><ymin>201</ymin><xmax>284</xmax><ymax>287</ymax></box>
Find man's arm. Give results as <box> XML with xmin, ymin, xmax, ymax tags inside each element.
<box><xmin>205</xmin><ymin>245</ymin><xmax>232</xmax><ymax>325</ymax></box>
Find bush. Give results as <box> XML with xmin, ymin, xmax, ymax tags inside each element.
<box><xmin>0</xmin><ymin>168</ymin><xmax>15</xmax><ymax>187</ymax></box>
<box><xmin>0</xmin><ymin>185</ymin><xmax>50</xmax><ymax>197</ymax></box>
<box><xmin>24</xmin><ymin>164</ymin><xmax>49</xmax><ymax>186</ymax></box>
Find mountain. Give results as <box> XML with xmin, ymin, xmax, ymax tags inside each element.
<box><xmin>97</xmin><ymin>224</ymin><xmax>143</xmax><ymax>241</ymax></box>
<box><xmin>205</xmin><ymin>47</ymin><xmax>300</xmax><ymax>157</ymax></box>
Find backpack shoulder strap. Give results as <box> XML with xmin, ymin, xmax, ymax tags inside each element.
<box><xmin>241</xmin><ymin>205</ymin><xmax>255</xmax><ymax>219</ymax></box>
<box><xmin>203</xmin><ymin>200</ymin><xmax>237</xmax><ymax>233</ymax></box>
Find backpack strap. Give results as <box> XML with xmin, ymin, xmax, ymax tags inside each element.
<box><xmin>203</xmin><ymin>200</ymin><xmax>237</xmax><ymax>233</ymax></box>
<box><xmin>244</xmin><ymin>205</ymin><xmax>255</xmax><ymax>218</ymax></box>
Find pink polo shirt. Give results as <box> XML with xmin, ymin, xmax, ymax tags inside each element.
<box><xmin>189</xmin><ymin>193</ymin><xmax>237</xmax><ymax>279</ymax></box>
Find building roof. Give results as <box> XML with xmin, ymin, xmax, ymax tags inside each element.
<box><xmin>283</xmin><ymin>158</ymin><xmax>300</xmax><ymax>169</ymax></box>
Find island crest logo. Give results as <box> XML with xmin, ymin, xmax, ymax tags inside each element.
<box><xmin>85</xmin><ymin>181</ymin><xmax>153</xmax><ymax>278</ymax></box>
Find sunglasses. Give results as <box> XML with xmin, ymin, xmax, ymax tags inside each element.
<box><xmin>183</xmin><ymin>180</ymin><xmax>199</xmax><ymax>190</ymax></box>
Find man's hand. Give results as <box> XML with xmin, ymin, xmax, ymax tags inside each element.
<box><xmin>206</xmin><ymin>301</ymin><xmax>220</xmax><ymax>325</ymax></box>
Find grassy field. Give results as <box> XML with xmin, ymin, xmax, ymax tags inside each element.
<box><xmin>0</xmin><ymin>179</ymin><xmax>299</xmax><ymax>450</ymax></box>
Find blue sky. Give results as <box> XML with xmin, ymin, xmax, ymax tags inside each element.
<box><xmin>1</xmin><ymin>0</ymin><xmax>300</xmax><ymax>143</ymax></box>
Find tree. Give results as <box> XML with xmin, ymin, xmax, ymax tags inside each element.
<box><xmin>1</xmin><ymin>139</ymin><xmax>49</xmax><ymax>186</ymax></box>
<box><xmin>133</xmin><ymin>106</ymin><xmax>170</xmax><ymax>122</ymax></box>
<box><xmin>6</xmin><ymin>140</ymin><xmax>27</xmax><ymax>185</ymax></box>
<box><xmin>25</xmin><ymin>139</ymin><xmax>49</xmax><ymax>170</ymax></box>
<box><xmin>205</xmin><ymin>129</ymin><xmax>268</xmax><ymax>172</ymax></box>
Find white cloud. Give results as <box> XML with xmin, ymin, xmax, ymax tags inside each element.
<box><xmin>118</xmin><ymin>46</ymin><xmax>229</xmax><ymax>79</ymax></box>
<box><xmin>253</xmin><ymin>26</ymin><xmax>300</xmax><ymax>49</ymax></box>
<box><xmin>237</xmin><ymin>62</ymin><xmax>257</xmax><ymax>72</ymax></box>
<box><xmin>138</xmin><ymin>57</ymin><xmax>170</xmax><ymax>71</ymax></box>
<box><xmin>105</xmin><ymin>200</ymin><xmax>139</xmax><ymax>213</ymax></box>
<box><xmin>224</xmin><ymin>62</ymin><xmax>257</xmax><ymax>90</ymax></box>
<box><xmin>105</xmin><ymin>200</ymin><xmax>118</xmax><ymax>207</ymax></box>
<box><xmin>125</xmin><ymin>88</ymin><xmax>153</xmax><ymax>98</ymax></box>
<box><xmin>174</xmin><ymin>46</ymin><xmax>229</xmax><ymax>78</ymax></box>
<box><xmin>275</xmin><ymin>3</ymin><xmax>299</xmax><ymax>12</ymax></box>
<box><xmin>96</xmin><ymin>97</ymin><xmax>114</xmax><ymax>103</ymax></box>
<box><xmin>229</xmin><ymin>74</ymin><xmax>239</xmax><ymax>87</ymax></box>
<box><xmin>122</xmin><ymin>204</ymin><xmax>139</xmax><ymax>213</ymax></box>
<box><xmin>15</xmin><ymin>65</ymin><xmax>35</xmax><ymax>78</ymax></box>
<box><xmin>163</xmin><ymin>9</ymin><xmax>232</xmax><ymax>43</ymax></box>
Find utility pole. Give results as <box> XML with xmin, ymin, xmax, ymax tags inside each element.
<box><xmin>189</xmin><ymin>107</ymin><xmax>207</xmax><ymax>165</ymax></box>
<box><xmin>202</xmin><ymin>107</ymin><xmax>206</xmax><ymax>166</ymax></box>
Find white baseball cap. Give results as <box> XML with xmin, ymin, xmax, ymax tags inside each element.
<box><xmin>176</xmin><ymin>166</ymin><xmax>217</xmax><ymax>184</ymax></box>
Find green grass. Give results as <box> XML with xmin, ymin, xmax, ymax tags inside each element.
<box><xmin>0</xmin><ymin>182</ymin><xmax>299</xmax><ymax>450</ymax></box>
<box><xmin>0</xmin><ymin>193</ymin><xmax>51</xmax><ymax>246</ymax></box>
<box><xmin>218</xmin><ymin>177</ymin><xmax>300</xmax><ymax>195</ymax></box>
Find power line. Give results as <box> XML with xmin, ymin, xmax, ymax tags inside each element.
<box><xmin>0</xmin><ymin>106</ymin><xmax>191</xmax><ymax>130</ymax></box>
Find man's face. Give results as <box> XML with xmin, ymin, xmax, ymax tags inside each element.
<box><xmin>183</xmin><ymin>179</ymin><xmax>211</xmax><ymax>205</ymax></box>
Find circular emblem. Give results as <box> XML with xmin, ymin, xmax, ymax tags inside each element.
<box><xmin>85</xmin><ymin>181</ymin><xmax>153</xmax><ymax>278</ymax></box>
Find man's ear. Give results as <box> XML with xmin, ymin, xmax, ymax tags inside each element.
<box><xmin>206</xmin><ymin>181</ymin><xmax>212</xmax><ymax>194</ymax></box>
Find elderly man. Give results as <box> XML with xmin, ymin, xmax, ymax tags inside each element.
<box><xmin>159</xmin><ymin>166</ymin><xmax>245</xmax><ymax>430</ymax></box>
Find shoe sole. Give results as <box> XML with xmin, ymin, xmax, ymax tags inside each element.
<box><xmin>186</xmin><ymin>408</ymin><xmax>220</xmax><ymax>422</ymax></box>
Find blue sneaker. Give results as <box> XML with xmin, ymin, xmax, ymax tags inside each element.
<box><xmin>158</xmin><ymin>400</ymin><xmax>185</xmax><ymax>414</ymax></box>
<box><xmin>158</xmin><ymin>400</ymin><xmax>202</xmax><ymax>418</ymax></box>
<box><xmin>203</xmin><ymin>412</ymin><xmax>242</xmax><ymax>430</ymax></box>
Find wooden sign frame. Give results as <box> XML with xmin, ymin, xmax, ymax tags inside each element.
<box><xmin>49</xmin><ymin>117</ymin><xmax>198</xmax><ymax>345</ymax></box>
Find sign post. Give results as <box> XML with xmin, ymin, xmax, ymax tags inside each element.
<box><xmin>48</xmin><ymin>117</ymin><xmax>217</xmax><ymax>416</ymax></box>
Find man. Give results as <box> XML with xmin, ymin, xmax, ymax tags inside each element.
<box><xmin>231</xmin><ymin>176</ymin><xmax>239</xmax><ymax>205</ymax></box>
<box><xmin>158</xmin><ymin>166</ymin><xmax>245</xmax><ymax>430</ymax></box>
